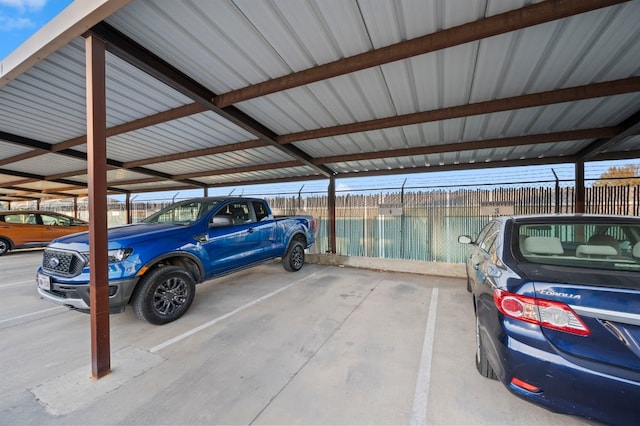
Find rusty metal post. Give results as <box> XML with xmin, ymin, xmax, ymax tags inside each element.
<box><xmin>328</xmin><ymin>177</ymin><xmax>337</xmax><ymax>254</ymax></box>
<box><xmin>86</xmin><ymin>34</ymin><xmax>111</xmax><ymax>379</ymax></box>
<box><xmin>125</xmin><ymin>192</ymin><xmax>131</xmax><ymax>224</ymax></box>
<box><xmin>575</xmin><ymin>160</ymin><xmax>585</xmax><ymax>214</ymax></box>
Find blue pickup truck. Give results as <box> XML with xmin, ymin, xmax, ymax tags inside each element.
<box><xmin>36</xmin><ymin>197</ymin><xmax>316</xmax><ymax>324</ymax></box>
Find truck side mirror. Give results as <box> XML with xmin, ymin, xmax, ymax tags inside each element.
<box><xmin>210</xmin><ymin>215</ymin><xmax>233</xmax><ymax>228</ymax></box>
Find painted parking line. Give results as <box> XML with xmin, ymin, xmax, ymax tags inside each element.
<box><xmin>150</xmin><ymin>270</ymin><xmax>322</xmax><ymax>353</ymax></box>
<box><xmin>0</xmin><ymin>280</ymin><xmax>35</xmax><ymax>288</ymax></box>
<box><xmin>0</xmin><ymin>306</ymin><xmax>65</xmax><ymax>324</ymax></box>
<box><xmin>410</xmin><ymin>287</ymin><xmax>439</xmax><ymax>426</ymax></box>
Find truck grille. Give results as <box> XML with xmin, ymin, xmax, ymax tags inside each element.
<box><xmin>42</xmin><ymin>249</ymin><xmax>86</xmax><ymax>277</ymax></box>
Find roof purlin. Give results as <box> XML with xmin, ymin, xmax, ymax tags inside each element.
<box><xmin>213</xmin><ymin>0</ymin><xmax>630</xmax><ymax>108</ymax></box>
<box><xmin>277</xmin><ymin>77</ymin><xmax>640</xmax><ymax>144</ymax></box>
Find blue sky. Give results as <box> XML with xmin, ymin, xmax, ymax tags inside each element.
<box><xmin>0</xmin><ymin>0</ymin><xmax>72</xmax><ymax>60</ymax></box>
<box><xmin>0</xmin><ymin>1</ymin><xmax>637</xmax><ymax>202</ymax></box>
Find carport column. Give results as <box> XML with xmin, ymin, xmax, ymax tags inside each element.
<box><xmin>575</xmin><ymin>160</ymin><xmax>585</xmax><ymax>213</ymax></box>
<box><xmin>85</xmin><ymin>33</ymin><xmax>111</xmax><ymax>379</ymax></box>
<box><xmin>328</xmin><ymin>177</ymin><xmax>337</xmax><ymax>254</ymax></box>
<box><xmin>125</xmin><ymin>192</ymin><xmax>131</xmax><ymax>224</ymax></box>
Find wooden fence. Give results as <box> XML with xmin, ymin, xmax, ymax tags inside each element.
<box><xmin>4</xmin><ymin>184</ymin><xmax>639</xmax><ymax>264</ymax></box>
<box><xmin>268</xmin><ymin>185</ymin><xmax>639</xmax><ymax>262</ymax></box>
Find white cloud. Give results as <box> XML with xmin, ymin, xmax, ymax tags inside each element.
<box><xmin>0</xmin><ymin>14</ymin><xmax>35</xmax><ymax>31</ymax></box>
<box><xmin>0</xmin><ymin>0</ymin><xmax>46</xmax><ymax>12</ymax></box>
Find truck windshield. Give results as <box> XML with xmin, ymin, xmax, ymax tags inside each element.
<box><xmin>142</xmin><ymin>200</ymin><xmax>220</xmax><ymax>225</ymax></box>
<box><xmin>515</xmin><ymin>220</ymin><xmax>640</xmax><ymax>272</ymax></box>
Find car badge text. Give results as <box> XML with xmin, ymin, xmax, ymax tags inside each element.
<box><xmin>539</xmin><ymin>289</ymin><xmax>581</xmax><ymax>299</ymax></box>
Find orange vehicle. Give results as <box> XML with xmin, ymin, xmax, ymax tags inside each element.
<box><xmin>0</xmin><ymin>210</ymin><xmax>88</xmax><ymax>255</ymax></box>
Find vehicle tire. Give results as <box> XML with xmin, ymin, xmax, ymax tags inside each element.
<box><xmin>283</xmin><ymin>239</ymin><xmax>305</xmax><ymax>272</ymax></box>
<box><xmin>475</xmin><ymin>312</ymin><xmax>498</xmax><ymax>380</ymax></box>
<box><xmin>0</xmin><ymin>238</ymin><xmax>10</xmax><ymax>256</ymax></box>
<box><xmin>132</xmin><ymin>265</ymin><xmax>196</xmax><ymax>325</ymax></box>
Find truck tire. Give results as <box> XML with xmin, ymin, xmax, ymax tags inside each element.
<box><xmin>132</xmin><ymin>265</ymin><xmax>196</xmax><ymax>325</ymax></box>
<box><xmin>283</xmin><ymin>239</ymin><xmax>305</xmax><ymax>272</ymax></box>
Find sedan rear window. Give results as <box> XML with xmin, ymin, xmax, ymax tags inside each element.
<box><xmin>515</xmin><ymin>220</ymin><xmax>640</xmax><ymax>272</ymax></box>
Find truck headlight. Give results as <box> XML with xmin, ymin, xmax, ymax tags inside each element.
<box><xmin>107</xmin><ymin>248</ymin><xmax>133</xmax><ymax>263</ymax></box>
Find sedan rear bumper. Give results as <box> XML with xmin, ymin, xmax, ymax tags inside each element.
<box><xmin>499</xmin><ymin>335</ymin><xmax>639</xmax><ymax>426</ymax></box>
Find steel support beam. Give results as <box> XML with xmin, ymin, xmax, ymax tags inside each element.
<box><xmin>86</xmin><ymin>34</ymin><xmax>111</xmax><ymax>380</ymax></box>
<box><xmin>125</xmin><ymin>192</ymin><xmax>131</xmax><ymax>224</ymax></box>
<box><xmin>575</xmin><ymin>161</ymin><xmax>586</xmax><ymax>213</ymax></box>
<box><xmin>328</xmin><ymin>177</ymin><xmax>337</xmax><ymax>254</ymax></box>
<box><xmin>576</xmin><ymin>109</ymin><xmax>640</xmax><ymax>160</ymax></box>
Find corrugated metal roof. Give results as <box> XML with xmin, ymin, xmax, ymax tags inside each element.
<box><xmin>1</xmin><ymin>0</ymin><xmax>639</xmax><ymax>202</ymax></box>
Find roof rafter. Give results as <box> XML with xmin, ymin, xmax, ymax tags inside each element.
<box><xmin>576</xmin><ymin>109</ymin><xmax>640</xmax><ymax>160</ymax></box>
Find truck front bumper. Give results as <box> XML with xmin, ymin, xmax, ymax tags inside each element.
<box><xmin>37</xmin><ymin>275</ymin><xmax>140</xmax><ymax>313</ymax></box>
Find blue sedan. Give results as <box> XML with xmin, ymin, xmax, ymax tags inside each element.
<box><xmin>459</xmin><ymin>215</ymin><xmax>640</xmax><ymax>426</ymax></box>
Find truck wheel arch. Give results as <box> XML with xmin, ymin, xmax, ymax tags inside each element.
<box><xmin>138</xmin><ymin>252</ymin><xmax>204</xmax><ymax>284</ymax></box>
<box><xmin>285</xmin><ymin>232</ymin><xmax>307</xmax><ymax>252</ymax></box>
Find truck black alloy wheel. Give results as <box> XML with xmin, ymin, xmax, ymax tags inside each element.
<box><xmin>283</xmin><ymin>240</ymin><xmax>305</xmax><ymax>272</ymax></box>
<box><xmin>132</xmin><ymin>265</ymin><xmax>196</xmax><ymax>325</ymax></box>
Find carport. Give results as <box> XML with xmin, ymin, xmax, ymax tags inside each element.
<box><xmin>1</xmin><ymin>0</ymin><xmax>639</xmax><ymax>380</ymax></box>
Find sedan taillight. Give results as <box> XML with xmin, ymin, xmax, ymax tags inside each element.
<box><xmin>494</xmin><ymin>289</ymin><xmax>590</xmax><ymax>336</ymax></box>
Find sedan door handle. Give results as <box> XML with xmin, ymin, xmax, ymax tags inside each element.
<box><xmin>247</xmin><ymin>228</ymin><xmax>255</xmax><ymax>234</ymax></box>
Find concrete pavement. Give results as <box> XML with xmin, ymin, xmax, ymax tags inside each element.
<box><xmin>0</xmin><ymin>250</ymin><xmax>592</xmax><ymax>425</ymax></box>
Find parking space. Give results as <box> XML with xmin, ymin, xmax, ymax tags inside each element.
<box><xmin>0</xmin><ymin>251</ymin><xmax>592</xmax><ymax>425</ymax></box>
